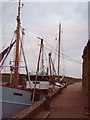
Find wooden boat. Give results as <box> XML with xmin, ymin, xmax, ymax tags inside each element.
<box><xmin>0</xmin><ymin>0</ymin><xmax>51</xmax><ymax>118</ymax></box>
<box><xmin>0</xmin><ymin>0</ymin><xmax>63</xmax><ymax>118</ymax></box>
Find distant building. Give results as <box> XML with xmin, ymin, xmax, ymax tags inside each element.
<box><xmin>82</xmin><ymin>39</ymin><xmax>90</xmax><ymax>96</ymax></box>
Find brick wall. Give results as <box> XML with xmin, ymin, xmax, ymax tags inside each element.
<box><xmin>82</xmin><ymin>39</ymin><xmax>90</xmax><ymax>97</ymax></box>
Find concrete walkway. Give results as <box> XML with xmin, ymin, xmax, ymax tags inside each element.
<box><xmin>48</xmin><ymin>82</ymin><xmax>88</xmax><ymax>118</ymax></box>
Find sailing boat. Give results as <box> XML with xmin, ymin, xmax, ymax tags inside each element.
<box><xmin>0</xmin><ymin>1</ymin><xmax>33</xmax><ymax>118</ymax></box>
<box><xmin>29</xmin><ymin>37</ymin><xmax>50</xmax><ymax>102</ymax></box>
<box><xmin>0</xmin><ymin>0</ymin><xmax>64</xmax><ymax>118</ymax></box>
<box><xmin>55</xmin><ymin>23</ymin><xmax>66</xmax><ymax>87</ymax></box>
<box><xmin>0</xmin><ymin>1</ymin><xmax>51</xmax><ymax>118</ymax></box>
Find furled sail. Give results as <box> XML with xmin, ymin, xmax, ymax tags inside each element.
<box><xmin>0</xmin><ymin>40</ymin><xmax>16</xmax><ymax>62</ymax></box>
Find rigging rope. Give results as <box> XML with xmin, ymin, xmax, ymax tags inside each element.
<box><xmin>25</xmin><ymin>32</ymin><xmax>37</xmax><ymax>62</ymax></box>
<box><xmin>61</xmin><ymin>41</ymin><xmax>66</xmax><ymax>76</ymax></box>
<box><xmin>3</xmin><ymin>4</ymin><xmax>16</xmax><ymax>32</ymax></box>
<box><xmin>2</xmin><ymin>33</ymin><xmax>15</xmax><ymax>51</ymax></box>
<box><xmin>44</xmin><ymin>46</ymin><xmax>82</xmax><ymax>65</ymax></box>
<box><xmin>43</xmin><ymin>40</ymin><xmax>82</xmax><ymax>64</ymax></box>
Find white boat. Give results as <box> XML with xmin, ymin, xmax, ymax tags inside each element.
<box><xmin>0</xmin><ymin>0</ymin><xmax>63</xmax><ymax>118</ymax></box>
<box><xmin>0</xmin><ymin>0</ymin><xmax>49</xmax><ymax>119</ymax></box>
<box><xmin>0</xmin><ymin>1</ymin><xmax>33</xmax><ymax>118</ymax></box>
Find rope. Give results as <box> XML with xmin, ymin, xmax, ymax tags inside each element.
<box><xmin>44</xmin><ymin>46</ymin><xmax>82</xmax><ymax>65</ymax></box>
<box><xmin>3</xmin><ymin>4</ymin><xmax>16</xmax><ymax>32</ymax></box>
<box><xmin>61</xmin><ymin>41</ymin><xmax>66</xmax><ymax>76</ymax></box>
<box><xmin>43</xmin><ymin>39</ymin><xmax>82</xmax><ymax>64</ymax></box>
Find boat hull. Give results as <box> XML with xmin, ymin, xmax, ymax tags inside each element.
<box><xmin>0</xmin><ymin>85</ymin><xmax>32</xmax><ymax>119</ymax></box>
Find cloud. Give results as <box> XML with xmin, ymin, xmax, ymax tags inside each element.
<box><xmin>1</xmin><ymin>2</ymin><xmax>88</xmax><ymax>78</ymax></box>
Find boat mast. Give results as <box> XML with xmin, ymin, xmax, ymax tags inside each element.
<box><xmin>32</xmin><ymin>38</ymin><xmax>44</xmax><ymax>103</ymax></box>
<box><xmin>41</xmin><ymin>41</ymin><xmax>44</xmax><ymax>75</ymax></box>
<box><xmin>49</xmin><ymin>52</ymin><xmax>52</xmax><ymax>76</ymax></box>
<box><xmin>37</xmin><ymin>37</ymin><xmax>44</xmax><ymax>75</ymax></box>
<box><xmin>12</xmin><ymin>0</ymin><xmax>21</xmax><ymax>86</ymax></box>
<box><xmin>58</xmin><ymin>23</ymin><xmax>61</xmax><ymax>81</ymax></box>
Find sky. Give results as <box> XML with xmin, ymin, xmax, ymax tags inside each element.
<box><xmin>0</xmin><ymin>1</ymin><xmax>89</xmax><ymax>78</ymax></box>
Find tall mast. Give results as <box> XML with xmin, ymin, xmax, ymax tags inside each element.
<box><xmin>31</xmin><ymin>38</ymin><xmax>43</xmax><ymax>102</ymax></box>
<box><xmin>58</xmin><ymin>23</ymin><xmax>61</xmax><ymax>80</ymax></box>
<box><xmin>49</xmin><ymin>52</ymin><xmax>52</xmax><ymax>76</ymax></box>
<box><xmin>12</xmin><ymin>0</ymin><xmax>21</xmax><ymax>86</ymax></box>
<box><xmin>41</xmin><ymin>41</ymin><xmax>44</xmax><ymax>75</ymax></box>
<box><xmin>37</xmin><ymin>37</ymin><xmax>44</xmax><ymax>75</ymax></box>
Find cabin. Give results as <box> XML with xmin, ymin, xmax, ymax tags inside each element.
<box><xmin>82</xmin><ymin>39</ymin><xmax>90</xmax><ymax>96</ymax></box>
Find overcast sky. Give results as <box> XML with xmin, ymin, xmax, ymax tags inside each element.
<box><xmin>0</xmin><ymin>1</ymin><xmax>89</xmax><ymax>78</ymax></box>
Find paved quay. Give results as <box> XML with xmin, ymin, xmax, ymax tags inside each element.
<box><xmin>14</xmin><ymin>82</ymin><xmax>89</xmax><ymax>119</ymax></box>
<box><xmin>47</xmin><ymin>82</ymin><xmax>88</xmax><ymax>119</ymax></box>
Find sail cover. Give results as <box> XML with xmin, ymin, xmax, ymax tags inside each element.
<box><xmin>0</xmin><ymin>41</ymin><xmax>16</xmax><ymax>62</ymax></box>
